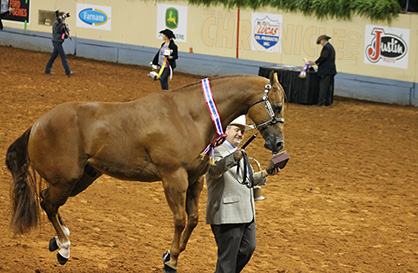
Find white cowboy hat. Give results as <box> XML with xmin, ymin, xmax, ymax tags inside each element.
<box><xmin>228</xmin><ymin>115</ymin><xmax>254</xmax><ymax>130</ymax></box>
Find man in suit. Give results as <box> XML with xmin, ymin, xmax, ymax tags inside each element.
<box><xmin>206</xmin><ymin>115</ymin><xmax>279</xmax><ymax>273</ymax></box>
<box><xmin>310</xmin><ymin>34</ymin><xmax>337</xmax><ymax>106</ymax></box>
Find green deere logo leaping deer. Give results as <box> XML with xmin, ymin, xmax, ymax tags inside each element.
<box><xmin>165</xmin><ymin>8</ymin><xmax>178</xmax><ymax>29</ymax></box>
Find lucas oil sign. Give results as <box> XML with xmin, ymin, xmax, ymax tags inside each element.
<box><xmin>364</xmin><ymin>25</ymin><xmax>409</xmax><ymax>69</ymax></box>
<box><xmin>251</xmin><ymin>12</ymin><xmax>282</xmax><ymax>53</ymax></box>
<box><xmin>76</xmin><ymin>4</ymin><xmax>111</xmax><ymax>31</ymax></box>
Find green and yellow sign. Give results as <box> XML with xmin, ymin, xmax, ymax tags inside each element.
<box><xmin>165</xmin><ymin>7</ymin><xmax>178</xmax><ymax>29</ymax></box>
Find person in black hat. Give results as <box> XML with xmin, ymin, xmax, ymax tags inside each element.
<box><xmin>151</xmin><ymin>29</ymin><xmax>178</xmax><ymax>91</ymax></box>
<box><xmin>310</xmin><ymin>34</ymin><xmax>337</xmax><ymax>106</ymax></box>
<box><xmin>0</xmin><ymin>7</ymin><xmax>14</xmax><ymax>30</ymax></box>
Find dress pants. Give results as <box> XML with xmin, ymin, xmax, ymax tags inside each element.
<box><xmin>317</xmin><ymin>74</ymin><xmax>334</xmax><ymax>106</ymax></box>
<box><xmin>45</xmin><ymin>41</ymin><xmax>71</xmax><ymax>75</ymax></box>
<box><xmin>211</xmin><ymin>220</ymin><xmax>256</xmax><ymax>273</ymax></box>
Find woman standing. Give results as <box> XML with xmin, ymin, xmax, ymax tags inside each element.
<box><xmin>151</xmin><ymin>29</ymin><xmax>178</xmax><ymax>91</ymax></box>
<box><xmin>45</xmin><ymin>10</ymin><xmax>74</xmax><ymax>76</ymax></box>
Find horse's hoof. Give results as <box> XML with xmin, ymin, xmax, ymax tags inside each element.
<box><xmin>163</xmin><ymin>264</ymin><xmax>177</xmax><ymax>273</ymax></box>
<box><xmin>49</xmin><ymin>237</ymin><xmax>59</xmax><ymax>252</ymax></box>
<box><xmin>57</xmin><ymin>252</ymin><xmax>68</xmax><ymax>265</ymax></box>
<box><xmin>162</xmin><ymin>250</ymin><xmax>170</xmax><ymax>263</ymax></box>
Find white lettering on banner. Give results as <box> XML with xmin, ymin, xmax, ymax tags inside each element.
<box><xmin>85</xmin><ymin>14</ymin><xmax>105</xmax><ymax>21</ymax></box>
<box><xmin>380</xmin><ymin>38</ymin><xmax>403</xmax><ymax>54</ymax></box>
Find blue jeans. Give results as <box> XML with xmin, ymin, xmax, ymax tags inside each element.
<box><xmin>159</xmin><ymin>66</ymin><xmax>170</xmax><ymax>90</ymax></box>
<box><xmin>45</xmin><ymin>41</ymin><xmax>71</xmax><ymax>75</ymax></box>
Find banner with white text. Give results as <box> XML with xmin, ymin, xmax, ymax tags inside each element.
<box><xmin>76</xmin><ymin>4</ymin><xmax>111</xmax><ymax>31</ymax></box>
<box><xmin>364</xmin><ymin>25</ymin><xmax>410</xmax><ymax>69</ymax></box>
<box><xmin>251</xmin><ymin>12</ymin><xmax>282</xmax><ymax>53</ymax></box>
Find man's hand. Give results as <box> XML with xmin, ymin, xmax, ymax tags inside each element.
<box><xmin>233</xmin><ymin>149</ymin><xmax>244</xmax><ymax>161</ymax></box>
<box><xmin>266</xmin><ymin>160</ymin><xmax>281</xmax><ymax>175</ymax></box>
<box><xmin>269</xmin><ymin>167</ymin><xmax>280</xmax><ymax>175</ymax></box>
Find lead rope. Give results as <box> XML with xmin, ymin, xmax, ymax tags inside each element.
<box><xmin>236</xmin><ymin>151</ymin><xmax>254</xmax><ymax>188</ymax></box>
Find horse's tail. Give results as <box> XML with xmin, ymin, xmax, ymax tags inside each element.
<box><xmin>5</xmin><ymin>127</ymin><xmax>40</xmax><ymax>234</ymax></box>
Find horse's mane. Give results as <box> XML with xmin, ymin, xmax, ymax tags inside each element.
<box><xmin>171</xmin><ymin>74</ymin><xmax>261</xmax><ymax>92</ymax></box>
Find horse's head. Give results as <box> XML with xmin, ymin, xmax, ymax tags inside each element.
<box><xmin>247</xmin><ymin>72</ymin><xmax>285</xmax><ymax>154</ymax></box>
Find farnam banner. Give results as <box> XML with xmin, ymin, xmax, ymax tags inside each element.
<box><xmin>76</xmin><ymin>4</ymin><xmax>111</xmax><ymax>31</ymax></box>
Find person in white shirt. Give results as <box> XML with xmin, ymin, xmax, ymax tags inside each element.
<box><xmin>206</xmin><ymin>115</ymin><xmax>280</xmax><ymax>273</ymax></box>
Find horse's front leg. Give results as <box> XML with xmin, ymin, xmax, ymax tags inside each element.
<box><xmin>179</xmin><ymin>176</ymin><xmax>204</xmax><ymax>252</ymax></box>
<box><xmin>161</xmin><ymin>168</ymin><xmax>188</xmax><ymax>273</ymax></box>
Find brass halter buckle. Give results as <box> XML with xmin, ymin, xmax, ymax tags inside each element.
<box><xmin>247</xmin><ymin>84</ymin><xmax>284</xmax><ymax>130</ymax></box>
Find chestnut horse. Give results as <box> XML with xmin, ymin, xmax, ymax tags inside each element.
<box><xmin>6</xmin><ymin>72</ymin><xmax>285</xmax><ymax>272</ymax></box>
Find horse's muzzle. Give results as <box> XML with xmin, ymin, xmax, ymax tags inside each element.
<box><xmin>264</xmin><ymin>137</ymin><xmax>284</xmax><ymax>154</ymax></box>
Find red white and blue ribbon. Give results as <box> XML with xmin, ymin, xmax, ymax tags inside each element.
<box><xmin>201</xmin><ymin>78</ymin><xmax>226</xmax><ymax>164</ymax></box>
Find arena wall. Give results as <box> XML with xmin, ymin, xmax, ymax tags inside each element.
<box><xmin>1</xmin><ymin>0</ymin><xmax>417</xmax><ymax>106</ymax></box>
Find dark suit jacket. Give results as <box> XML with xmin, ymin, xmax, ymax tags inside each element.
<box><xmin>315</xmin><ymin>42</ymin><xmax>337</xmax><ymax>76</ymax></box>
<box><xmin>152</xmin><ymin>40</ymin><xmax>178</xmax><ymax>69</ymax></box>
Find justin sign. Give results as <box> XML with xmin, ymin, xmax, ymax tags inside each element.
<box><xmin>364</xmin><ymin>25</ymin><xmax>409</xmax><ymax>69</ymax></box>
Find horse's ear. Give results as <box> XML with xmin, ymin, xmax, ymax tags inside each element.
<box><xmin>269</xmin><ymin>71</ymin><xmax>279</xmax><ymax>87</ymax></box>
<box><xmin>269</xmin><ymin>72</ymin><xmax>285</xmax><ymax>102</ymax></box>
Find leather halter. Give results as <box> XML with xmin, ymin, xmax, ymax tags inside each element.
<box><xmin>246</xmin><ymin>83</ymin><xmax>284</xmax><ymax>131</ymax></box>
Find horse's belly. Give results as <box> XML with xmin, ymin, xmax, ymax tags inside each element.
<box><xmin>88</xmin><ymin>158</ymin><xmax>161</xmax><ymax>182</ymax></box>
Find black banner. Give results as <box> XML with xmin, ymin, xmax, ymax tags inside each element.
<box><xmin>2</xmin><ymin>0</ymin><xmax>30</xmax><ymax>23</ymax></box>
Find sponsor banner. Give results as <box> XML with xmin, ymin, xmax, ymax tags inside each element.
<box><xmin>1</xmin><ymin>0</ymin><xmax>30</xmax><ymax>23</ymax></box>
<box><xmin>251</xmin><ymin>12</ymin><xmax>282</xmax><ymax>53</ymax></box>
<box><xmin>364</xmin><ymin>25</ymin><xmax>409</xmax><ymax>69</ymax></box>
<box><xmin>76</xmin><ymin>4</ymin><xmax>111</xmax><ymax>31</ymax></box>
<box><xmin>156</xmin><ymin>4</ymin><xmax>188</xmax><ymax>42</ymax></box>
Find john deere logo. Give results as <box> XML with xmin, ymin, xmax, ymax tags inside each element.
<box><xmin>165</xmin><ymin>8</ymin><xmax>178</xmax><ymax>29</ymax></box>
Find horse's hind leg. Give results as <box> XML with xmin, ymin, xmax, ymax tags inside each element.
<box><xmin>179</xmin><ymin>176</ymin><xmax>204</xmax><ymax>253</ymax></box>
<box><xmin>40</xmin><ymin>164</ymin><xmax>100</xmax><ymax>265</ymax></box>
<box><xmin>40</xmin><ymin>189</ymin><xmax>70</xmax><ymax>237</ymax></box>
<box><xmin>70</xmin><ymin>164</ymin><xmax>102</xmax><ymax>197</ymax></box>
<box><xmin>40</xmin><ymin>179</ymin><xmax>79</xmax><ymax>265</ymax></box>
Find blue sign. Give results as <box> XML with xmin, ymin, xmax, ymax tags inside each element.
<box><xmin>79</xmin><ymin>8</ymin><xmax>108</xmax><ymax>25</ymax></box>
<box><xmin>253</xmin><ymin>16</ymin><xmax>280</xmax><ymax>50</ymax></box>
